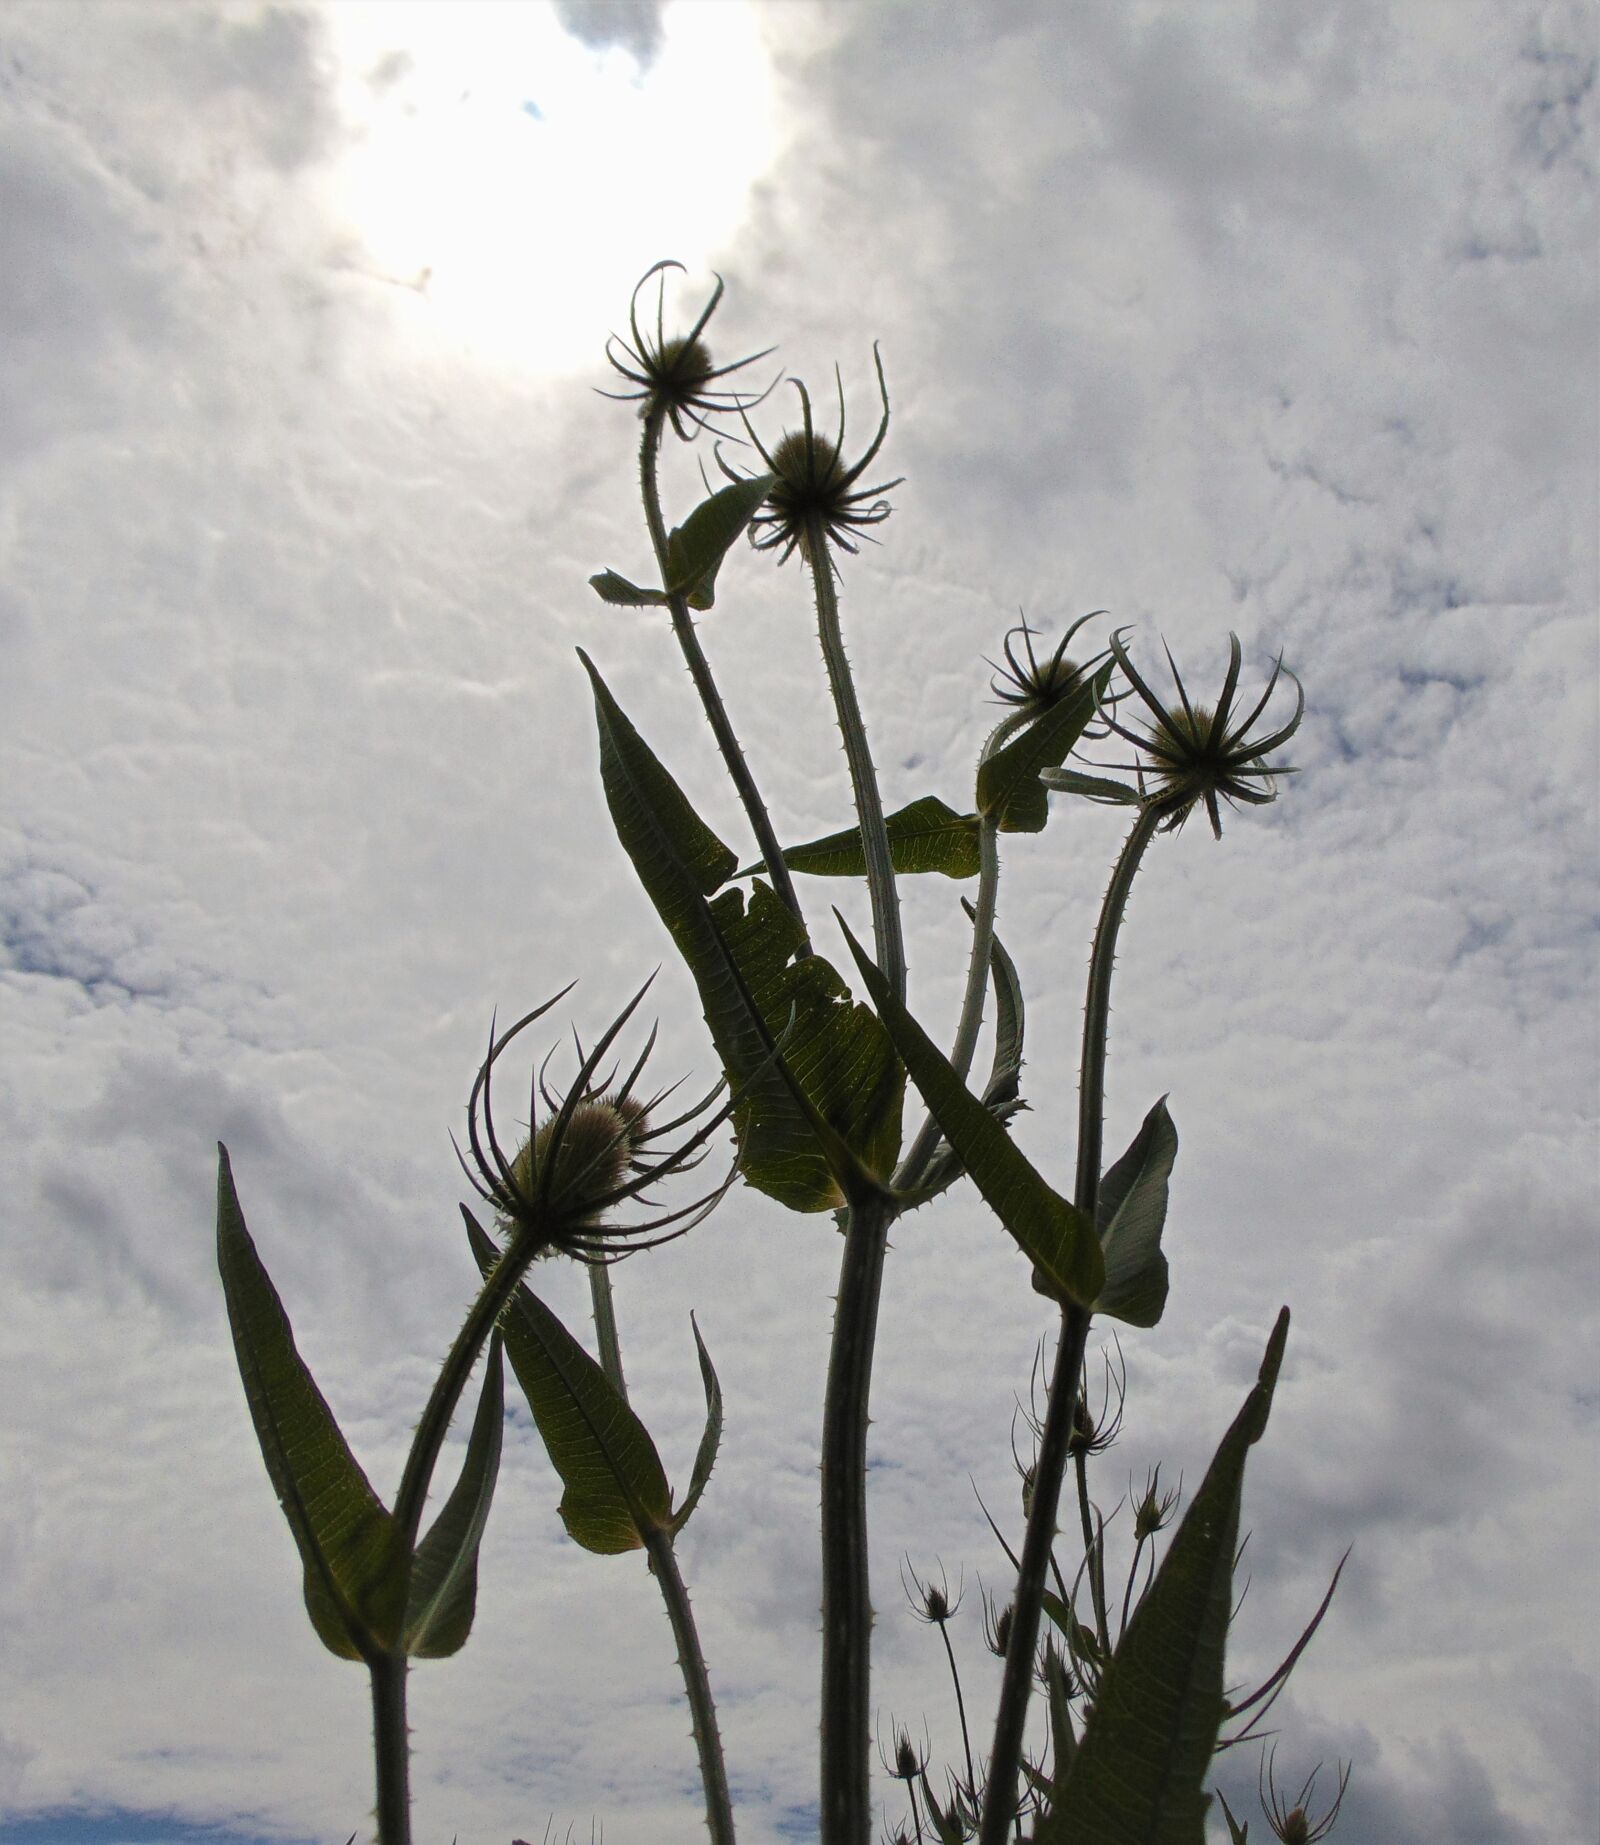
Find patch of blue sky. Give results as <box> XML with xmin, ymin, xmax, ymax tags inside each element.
<box><xmin>0</xmin><ymin>1812</ymin><xmax>317</xmax><ymax>1845</ymax></box>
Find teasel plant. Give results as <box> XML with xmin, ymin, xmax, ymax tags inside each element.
<box><xmin>582</xmin><ymin>264</ymin><xmax>1344</xmax><ymax>1842</ymax></box>
<box><xmin>216</xmin><ymin>978</ymin><xmax>746</xmax><ymax>1844</ymax></box>
<box><xmin>220</xmin><ymin>262</ymin><xmax>1349</xmax><ymax>1844</ymax></box>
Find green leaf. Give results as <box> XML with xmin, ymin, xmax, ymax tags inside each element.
<box><xmin>589</xmin><ymin>570</ymin><xmax>671</xmax><ymax>608</ymax></box>
<box><xmin>1094</xmin><ymin>1098</ymin><xmax>1178</xmax><ymax>1328</ymax></box>
<box><xmin>907</xmin><ymin>907</ymin><xmax>1029</xmax><ymax>1205</ymax></box>
<box><xmin>465</xmin><ymin>1211</ymin><xmax>672</xmax><ymax>1554</ymax></box>
<box><xmin>749</xmin><ymin>796</ymin><xmax>983</xmax><ymax>881</ymax></box>
<box><xmin>1039</xmin><ymin>767</ymin><xmax>1143</xmax><ymax>806</ymax></box>
<box><xmin>582</xmin><ymin>650</ymin><xmax>899</xmax><ymax>1210</ymax></box>
<box><xmin>1216</xmin><ymin>1790</ymin><xmax>1250</xmax><ymax>1843</ymax></box>
<box><xmin>215</xmin><ymin>1147</ymin><xmax>408</xmax><ymax>1661</ymax></box>
<box><xmin>1036</xmin><ymin>1310</ymin><xmax>1292</xmax><ymax>1845</ymax></box>
<box><xmin>402</xmin><ymin>1337</ymin><xmax>505</xmax><ymax>1659</ymax></box>
<box><xmin>839</xmin><ymin>918</ymin><xmax>1104</xmax><ymax>1307</ymax></box>
<box><xmin>977</xmin><ymin>666</ymin><xmax>1111</xmax><ymax>834</ymax></box>
<box><xmin>1045</xmin><ymin>1644</ymin><xmax>1078</xmax><ymax>1792</ymax></box>
<box><xmin>664</xmin><ymin>473</ymin><xmax>775</xmax><ymax>610</ymax></box>
<box><xmin>965</xmin><ymin>896</ymin><xmax>1026</xmax><ymax>1109</ymax></box>
<box><xmin>670</xmin><ymin>1312</ymin><xmax>723</xmax><ymax>1537</ymax></box>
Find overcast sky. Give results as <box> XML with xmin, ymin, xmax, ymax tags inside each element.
<box><xmin>0</xmin><ymin>3</ymin><xmax>1595</xmax><ymax>1842</ymax></box>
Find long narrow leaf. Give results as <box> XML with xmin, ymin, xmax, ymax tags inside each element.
<box><xmin>963</xmin><ymin>895</ymin><xmax>1026</xmax><ymax>1108</ymax></box>
<box><xmin>1095</xmin><ymin>1098</ymin><xmax>1178</xmax><ymax>1328</ymax></box>
<box><xmin>1037</xmin><ymin>1310</ymin><xmax>1292</xmax><ymax>1845</ymax></box>
<box><xmin>670</xmin><ymin>1312</ymin><xmax>723</xmax><ymax>1537</ymax></box>
<box><xmin>465</xmin><ymin>1211</ymin><xmax>671</xmax><ymax>1554</ymax></box>
<box><xmin>582</xmin><ymin>651</ymin><xmax>895</xmax><ymax>1209</ymax></box>
<box><xmin>215</xmin><ymin>1147</ymin><xmax>408</xmax><ymax>1661</ymax></box>
<box><xmin>402</xmin><ymin>1337</ymin><xmax>506</xmax><ymax>1659</ymax></box>
<box><xmin>839</xmin><ymin>918</ymin><xmax>1104</xmax><ymax>1306</ymax></box>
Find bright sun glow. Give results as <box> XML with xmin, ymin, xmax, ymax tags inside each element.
<box><xmin>324</xmin><ymin>1</ymin><xmax>782</xmax><ymax>372</ymax></box>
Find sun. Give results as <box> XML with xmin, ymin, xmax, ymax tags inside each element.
<box><xmin>323</xmin><ymin>1</ymin><xmax>783</xmax><ymax>373</ymax></box>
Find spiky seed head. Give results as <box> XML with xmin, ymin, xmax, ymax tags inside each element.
<box><xmin>600</xmin><ymin>261</ymin><xmax>775</xmax><ymax>441</ymax></box>
<box><xmin>505</xmin><ymin>1096</ymin><xmax>641</xmax><ymax>1236</ymax></box>
<box><xmin>1105</xmin><ymin>632</ymin><xmax>1304</xmax><ymax>839</ymax></box>
<box><xmin>732</xmin><ymin>349</ymin><xmax>901</xmax><ymax>567</ymax></box>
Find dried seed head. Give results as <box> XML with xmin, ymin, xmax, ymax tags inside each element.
<box><xmin>506</xmin><ymin>1096</ymin><xmax>640</xmax><ymax>1235</ymax></box>
<box><xmin>983</xmin><ymin>1592</ymin><xmax>1016</xmax><ymax>1658</ymax></box>
<box><xmin>730</xmin><ymin>348</ymin><xmax>902</xmax><ymax>568</ymax></box>
<box><xmin>903</xmin><ymin>1558</ymin><xmax>963</xmax><ymax>1626</ymax></box>
<box><xmin>601</xmin><ymin>261</ymin><xmax>775</xmax><ymax>441</ymax></box>
<box><xmin>456</xmin><ymin>978</ymin><xmax>736</xmax><ymax>1266</ymax></box>
<box><xmin>1103</xmin><ymin>632</ymin><xmax>1304</xmax><ymax>838</ymax></box>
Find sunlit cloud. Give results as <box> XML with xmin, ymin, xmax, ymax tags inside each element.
<box><xmin>323</xmin><ymin>0</ymin><xmax>783</xmax><ymax>372</ymax></box>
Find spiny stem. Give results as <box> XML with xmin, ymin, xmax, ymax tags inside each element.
<box><xmin>806</xmin><ymin>512</ymin><xmax>905</xmax><ymax>1004</ymax></box>
<box><xmin>589</xmin><ymin>1264</ymin><xmax>736</xmax><ymax>1845</ymax></box>
<box><xmin>645</xmin><ymin>1527</ymin><xmax>739</xmax><ymax>1845</ymax></box>
<box><xmin>638</xmin><ymin>405</ymin><xmax>810</xmax><ymax>948</ymax></box>
<box><xmin>1073</xmin><ymin>803</ymin><xmax>1162</xmax><ymax>1212</ymax></box>
<box><xmin>819</xmin><ymin>1189</ymin><xmax>895</xmax><ymax>1845</ymax></box>
<box><xmin>1121</xmin><ymin>1532</ymin><xmax>1150</xmax><ymax>1640</ymax></box>
<box><xmin>977</xmin><ymin>1304</ymin><xmax>1091</xmax><ymax>1845</ymax></box>
<box><xmin>393</xmin><ymin>1222</ymin><xmax>541</xmax><ymax>1548</ymax></box>
<box><xmin>588</xmin><ymin>1260</ymin><xmax>628</xmax><ymax>1400</ymax></box>
<box><xmin>978</xmin><ymin>803</ymin><xmax>1162</xmax><ymax>1845</ymax></box>
<box><xmin>369</xmin><ymin>1652</ymin><xmax>411</xmax><ymax>1845</ymax></box>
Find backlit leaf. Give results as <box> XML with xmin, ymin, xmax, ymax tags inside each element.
<box><xmin>664</xmin><ymin>473</ymin><xmax>775</xmax><ymax>610</ymax></box>
<box><xmin>402</xmin><ymin>1337</ymin><xmax>505</xmax><ymax>1659</ymax></box>
<box><xmin>1036</xmin><ymin>1310</ymin><xmax>1291</xmax><ymax>1845</ymax></box>
<box><xmin>215</xmin><ymin>1147</ymin><xmax>408</xmax><ymax>1661</ymax></box>
<box><xmin>582</xmin><ymin>651</ymin><xmax>898</xmax><ymax>1209</ymax></box>
<box><xmin>750</xmin><ymin>796</ymin><xmax>982</xmax><ymax>881</ymax></box>
<box><xmin>977</xmin><ymin>666</ymin><xmax>1110</xmax><ymax>834</ymax></box>
<box><xmin>1095</xmin><ymin>1098</ymin><xmax>1178</xmax><ymax>1328</ymax></box>
<box><xmin>466</xmin><ymin>1211</ymin><xmax>671</xmax><ymax>1554</ymax></box>
<box><xmin>840</xmin><ymin>919</ymin><xmax>1103</xmax><ymax>1306</ymax></box>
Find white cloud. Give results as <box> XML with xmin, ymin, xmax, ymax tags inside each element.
<box><xmin>0</xmin><ymin>1</ymin><xmax>1593</xmax><ymax>1841</ymax></box>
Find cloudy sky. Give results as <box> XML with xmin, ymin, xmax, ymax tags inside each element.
<box><xmin>0</xmin><ymin>2</ymin><xmax>1594</xmax><ymax>1842</ymax></box>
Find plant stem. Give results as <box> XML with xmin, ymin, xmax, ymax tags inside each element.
<box><xmin>369</xmin><ymin>1651</ymin><xmax>411</xmax><ymax>1845</ymax></box>
<box><xmin>897</xmin><ymin>814</ymin><xmax>999</xmax><ymax>1185</ymax></box>
<box><xmin>645</xmin><ymin>1527</ymin><xmax>739</xmax><ymax>1845</ymax></box>
<box><xmin>590</xmin><ymin>1263</ymin><xmax>736</xmax><ymax>1844</ymax></box>
<box><xmin>806</xmin><ymin>513</ymin><xmax>905</xmax><ymax>1004</ymax></box>
<box><xmin>977</xmin><ymin>1303</ymin><xmax>1091</xmax><ymax>1845</ymax></box>
<box><xmin>939</xmin><ymin>1620</ymin><xmax>977</xmax><ymax>1801</ymax></box>
<box><xmin>977</xmin><ymin>803</ymin><xmax>1161</xmax><ymax>1845</ymax></box>
<box><xmin>1074</xmin><ymin>1448</ymin><xmax>1111</xmax><ymax>1656</ymax></box>
<box><xmin>638</xmin><ymin>407</ymin><xmax>810</xmax><ymax>947</ymax></box>
<box><xmin>1120</xmin><ymin>1533</ymin><xmax>1150</xmax><ymax>1641</ymax></box>
<box><xmin>819</xmin><ymin>1189</ymin><xmax>895</xmax><ymax>1845</ymax></box>
<box><xmin>392</xmin><ymin>1223</ymin><xmax>541</xmax><ymax>1549</ymax></box>
<box><xmin>805</xmin><ymin>514</ymin><xmax>905</xmax><ymax>1841</ymax></box>
<box><xmin>588</xmin><ymin>1260</ymin><xmax>628</xmax><ymax>1400</ymax></box>
<box><xmin>1073</xmin><ymin>803</ymin><xmax>1161</xmax><ymax>1213</ymax></box>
